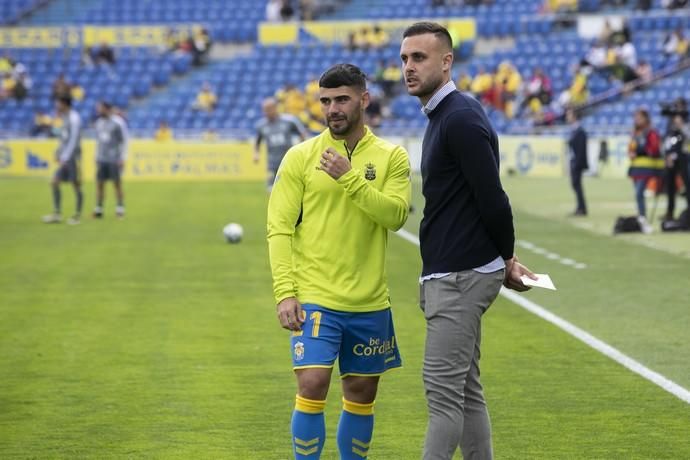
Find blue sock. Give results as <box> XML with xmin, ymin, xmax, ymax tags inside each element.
<box><xmin>337</xmin><ymin>398</ymin><xmax>375</xmax><ymax>459</ymax></box>
<box><xmin>292</xmin><ymin>395</ymin><xmax>326</xmax><ymax>459</ymax></box>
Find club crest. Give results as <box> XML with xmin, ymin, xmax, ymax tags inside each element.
<box><xmin>294</xmin><ymin>341</ymin><xmax>305</xmax><ymax>361</ymax></box>
<box><xmin>364</xmin><ymin>163</ymin><xmax>376</xmax><ymax>181</ymax></box>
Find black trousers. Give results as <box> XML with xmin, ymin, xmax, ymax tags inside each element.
<box><xmin>570</xmin><ymin>165</ymin><xmax>587</xmax><ymax>213</ymax></box>
<box><xmin>665</xmin><ymin>154</ymin><xmax>690</xmax><ymax>219</ymax></box>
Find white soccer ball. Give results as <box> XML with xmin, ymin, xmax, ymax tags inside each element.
<box><xmin>223</xmin><ymin>223</ymin><xmax>243</xmax><ymax>244</ymax></box>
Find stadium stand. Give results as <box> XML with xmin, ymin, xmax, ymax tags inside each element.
<box><xmin>0</xmin><ymin>45</ymin><xmax>192</xmax><ymax>135</ymax></box>
<box><xmin>0</xmin><ymin>0</ymin><xmax>46</xmax><ymax>25</ymax></box>
<box><xmin>1</xmin><ymin>0</ymin><xmax>689</xmax><ymax>139</ymax></box>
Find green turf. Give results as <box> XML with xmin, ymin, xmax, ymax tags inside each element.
<box><xmin>1</xmin><ymin>178</ymin><xmax>689</xmax><ymax>459</ymax></box>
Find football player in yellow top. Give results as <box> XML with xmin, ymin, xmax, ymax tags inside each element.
<box><xmin>267</xmin><ymin>63</ymin><xmax>411</xmax><ymax>460</ymax></box>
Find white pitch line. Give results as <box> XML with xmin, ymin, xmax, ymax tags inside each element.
<box><xmin>517</xmin><ymin>239</ymin><xmax>587</xmax><ymax>270</ymax></box>
<box><xmin>395</xmin><ymin>228</ymin><xmax>690</xmax><ymax>405</ymax></box>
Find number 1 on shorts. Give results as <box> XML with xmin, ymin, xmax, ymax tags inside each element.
<box><xmin>310</xmin><ymin>311</ymin><xmax>322</xmax><ymax>337</ymax></box>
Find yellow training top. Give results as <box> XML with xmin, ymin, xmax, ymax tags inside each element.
<box><xmin>267</xmin><ymin>127</ymin><xmax>411</xmax><ymax>312</ymax></box>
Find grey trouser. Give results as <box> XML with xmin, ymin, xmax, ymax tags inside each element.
<box><xmin>420</xmin><ymin>269</ymin><xmax>505</xmax><ymax>460</ymax></box>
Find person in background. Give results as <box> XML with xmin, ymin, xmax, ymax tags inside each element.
<box><xmin>456</xmin><ymin>71</ymin><xmax>472</xmax><ymax>92</ymax></box>
<box><xmin>381</xmin><ymin>60</ymin><xmax>402</xmax><ymax>98</ymax></box>
<box><xmin>519</xmin><ymin>67</ymin><xmax>552</xmax><ymax>117</ymax></box>
<box><xmin>192</xmin><ymin>27</ymin><xmax>212</xmax><ymax>66</ymax></box>
<box><xmin>42</xmin><ymin>96</ymin><xmax>84</xmax><ymax>225</ymax></box>
<box><xmin>566</xmin><ymin>109</ymin><xmax>589</xmax><ymax>216</ymax></box>
<box><xmin>280</xmin><ymin>0</ymin><xmax>295</xmax><ymax>20</ymax></box>
<box><xmin>30</xmin><ymin>111</ymin><xmax>55</xmax><ymax>137</ymax></box>
<box><xmin>0</xmin><ymin>71</ymin><xmax>16</xmax><ymax>100</ymax></box>
<box><xmin>276</xmin><ymin>83</ymin><xmax>306</xmax><ymax>117</ymax></box>
<box><xmin>155</xmin><ymin>121</ymin><xmax>173</xmax><ymax>141</ymax></box>
<box><xmin>52</xmin><ymin>73</ymin><xmax>71</xmax><ymax>100</ymax></box>
<box><xmin>663</xmin><ymin>113</ymin><xmax>690</xmax><ymax>222</ymax></box>
<box><xmin>94</xmin><ymin>41</ymin><xmax>116</xmax><ymax>66</ymax></box>
<box><xmin>93</xmin><ymin>101</ymin><xmax>128</xmax><ymax>219</ymax></box>
<box><xmin>266</xmin><ymin>0</ymin><xmax>282</xmax><ymax>21</ymax></box>
<box><xmin>254</xmin><ymin>97</ymin><xmax>307</xmax><ymax>191</ymax></box>
<box><xmin>70</xmin><ymin>83</ymin><xmax>85</xmax><ymax>102</ymax></box>
<box><xmin>192</xmin><ymin>82</ymin><xmax>217</xmax><ymax>112</ymax></box>
<box><xmin>628</xmin><ymin>108</ymin><xmax>664</xmax><ymax>233</ymax></box>
<box><xmin>369</xmin><ymin>25</ymin><xmax>390</xmax><ymax>49</ymax></box>
<box><xmin>470</xmin><ymin>66</ymin><xmax>494</xmax><ymax>104</ymax></box>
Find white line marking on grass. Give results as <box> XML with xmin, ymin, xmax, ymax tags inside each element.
<box><xmin>517</xmin><ymin>239</ymin><xmax>587</xmax><ymax>269</ymax></box>
<box><xmin>394</xmin><ymin>228</ymin><xmax>690</xmax><ymax>405</ymax></box>
<box><xmin>500</xmin><ymin>289</ymin><xmax>690</xmax><ymax>404</ymax></box>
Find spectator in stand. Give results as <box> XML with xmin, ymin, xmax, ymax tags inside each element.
<box><xmin>353</xmin><ymin>27</ymin><xmax>371</xmax><ymax>50</ymax></box>
<box><xmin>628</xmin><ymin>108</ymin><xmax>664</xmax><ymax>232</ymax></box>
<box><xmin>613</xmin><ymin>39</ymin><xmax>638</xmax><ymax>82</ymax></box>
<box><xmin>192</xmin><ymin>27</ymin><xmax>212</xmax><ymax>66</ymax></box>
<box><xmin>52</xmin><ymin>74</ymin><xmax>71</xmax><ymax>100</ymax></box>
<box><xmin>163</xmin><ymin>28</ymin><xmax>179</xmax><ymax>53</ymax></box>
<box><xmin>300</xmin><ymin>77</ymin><xmax>326</xmax><ymax>133</ymax></box>
<box><xmin>493</xmin><ymin>61</ymin><xmax>522</xmax><ymax>118</ymax></box>
<box><xmin>369</xmin><ymin>25</ymin><xmax>389</xmax><ymax>49</ymax></box>
<box><xmin>70</xmin><ymin>83</ymin><xmax>85</xmax><ymax>102</ymax></box>
<box><xmin>280</xmin><ymin>0</ymin><xmax>295</xmax><ymax>20</ymax></box>
<box><xmin>94</xmin><ymin>42</ymin><xmax>116</xmax><ymax>66</ymax></box>
<box><xmin>456</xmin><ymin>71</ymin><xmax>472</xmax><ymax>92</ymax></box>
<box><xmin>266</xmin><ymin>0</ymin><xmax>282</xmax><ymax>21</ymax></box>
<box><xmin>581</xmin><ymin>39</ymin><xmax>608</xmax><ymax>73</ymax></box>
<box><xmin>192</xmin><ymin>82</ymin><xmax>217</xmax><ymax>112</ymax></box>
<box><xmin>155</xmin><ymin>121</ymin><xmax>173</xmax><ymax>141</ymax></box>
<box><xmin>11</xmin><ymin>64</ymin><xmax>31</xmax><ymax>101</ymax></box>
<box><xmin>381</xmin><ymin>61</ymin><xmax>402</xmax><ymax>98</ymax></box>
<box><xmin>0</xmin><ymin>72</ymin><xmax>16</xmax><ymax>100</ymax></box>
<box><xmin>555</xmin><ymin>65</ymin><xmax>589</xmax><ymax>111</ymax></box>
<box><xmin>30</xmin><ymin>111</ymin><xmax>55</xmax><ymax>137</ymax></box>
<box><xmin>663</xmin><ymin>28</ymin><xmax>689</xmax><ymax>62</ymax></box>
<box><xmin>470</xmin><ymin>66</ymin><xmax>493</xmax><ymax>104</ymax></box>
<box><xmin>177</xmin><ymin>30</ymin><xmax>194</xmax><ymax>54</ymax></box>
<box><xmin>0</xmin><ymin>54</ymin><xmax>13</xmax><ymax>74</ymax></box>
<box><xmin>635</xmin><ymin>0</ymin><xmax>652</xmax><ymax>9</ymax></box>
<box><xmin>519</xmin><ymin>67</ymin><xmax>552</xmax><ymax>118</ymax></box>
<box><xmin>275</xmin><ymin>83</ymin><xmax>306</xmax><ymax>117</ymax></box>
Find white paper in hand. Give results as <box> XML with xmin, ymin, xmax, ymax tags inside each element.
<box><xmin>520</xmin><ymin>273</ymin><xmax>556</xmax><ymax>290</ymax></box>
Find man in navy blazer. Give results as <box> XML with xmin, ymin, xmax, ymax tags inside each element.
<box><xmin>567</xmin><ymin>109</ymin><xmax>589</xmax><ymax>216</ymax></box>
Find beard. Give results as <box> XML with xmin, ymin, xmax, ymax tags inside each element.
<box><xmin>406</xmin><ymin>74</ymin><xmax>443</xmax><ymax>99</ymax></box>
<box><xmin>327</xmin><ymin>104</ymin><xmax>362</xmax><ymax>136</ymax></box>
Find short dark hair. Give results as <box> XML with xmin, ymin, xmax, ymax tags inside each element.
<box><xmin>56</xmin><ymin>95</ymin><xmax>72</xmax><ymax>107</ymax></box>
<box><xmin>402</xmin><ymin>22</ymin><xmax>453</xmax><ymax>51</ymax></box>
<box><xmin>636</xmin><ymin>108</ymin><xmax>650</xmax><ymax>122</ymax></box>
<box><xmin>99</xmin><ymin>100</ymin><xmax>112</xmax><ymax>110</ymax></box>
<box><xmin>319</xmin><ymin>64</ymin><xmax>367</xmax><ymax>92</ymax></box>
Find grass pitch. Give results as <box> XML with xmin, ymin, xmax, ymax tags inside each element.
<box><xmin>1</xmin><ymin>177</ymin><xmax>689</xmax><ymax>459</ymax></box>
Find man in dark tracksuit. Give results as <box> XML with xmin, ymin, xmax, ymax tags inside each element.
<box><xmin>566</xmin><ymin>109</ymin><xmax>589</xmax><ymax>216</ymax></box>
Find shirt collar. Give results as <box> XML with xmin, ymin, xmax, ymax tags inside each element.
<box><xmin>324</xmin><ymin>125</ymin><xmax>373</xmax><ymax>149</ymax></box>
<box><xmin>421</xmin><ymin>80</ymin><xmax>457</xmax><ymax>115</ymax></box>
